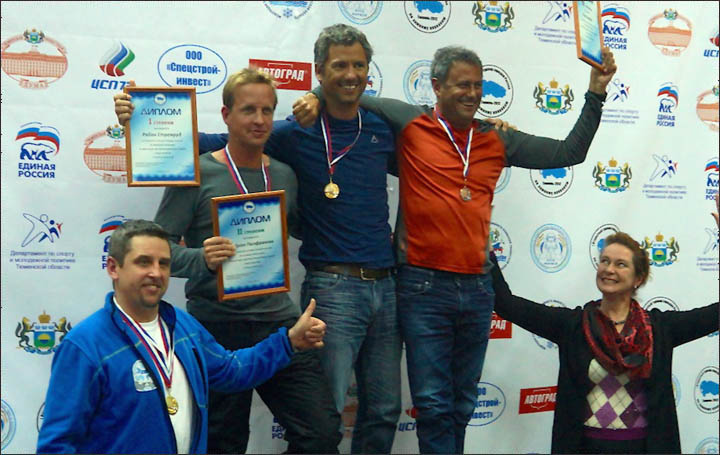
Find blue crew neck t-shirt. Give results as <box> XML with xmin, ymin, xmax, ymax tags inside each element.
<box><xmin>198</xmin><ymin>108</ymin><xmax>396</xmax><ymax>268</ymax></box>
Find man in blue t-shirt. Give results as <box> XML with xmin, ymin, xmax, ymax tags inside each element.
<box><xmin>116</xmin><ymin>24</ymin><xmax>401</xmax><ymax>454</ymax></box>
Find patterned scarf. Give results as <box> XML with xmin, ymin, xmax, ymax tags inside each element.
<box><xmin>582</xmin><ymin>300</ymin><xmax>653</xmax><ymax>379</ymax></box>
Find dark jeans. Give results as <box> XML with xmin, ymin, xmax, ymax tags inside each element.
<box><xmin>201</xmin><ymin>317</ymin><xmax>342</xmax><ymax>454</ymax></box>
<box><xmin>300</xmin><ymin>271</ymin><xmax>402</xmax><ymax>454</ymax></box>
<box><xmin>396</xmin><ymin>265</ymin><xmax>495</xmax><ymax>454</ymax></box>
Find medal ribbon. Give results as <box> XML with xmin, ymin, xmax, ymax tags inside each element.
<box><xmin>223</xmin><ymin>145</ymin><xmax>271</xmax><ymax>194</ymax></box>
<box><xmin>117</xmin><ymin>305</ymin><xmax>175</xmax><ymax>392</ymax></box>
<box><xmin>434</xmin><ymin>108</ymin><xmax>473</xmax><ymax>183</ymax></box>
<box><xmin>320</xmin><ymin>111</ymin><xmax>362</xmax><ymax>179</ymax></box>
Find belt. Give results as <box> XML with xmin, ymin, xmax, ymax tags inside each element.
<box><xmin>307</xmin><ymin>263</ymin><xmax>392</xmax><ymax>280</ymax></box>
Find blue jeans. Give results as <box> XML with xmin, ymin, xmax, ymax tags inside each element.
<box><xmin>396</xmin><ymin>264</ymin><xmax>495</xmax><ymax>454</ymax></box>
<box><xmin>301</xmin><ymin>271</ymin><xmax>402</xmax><ymax>454</ymax></box>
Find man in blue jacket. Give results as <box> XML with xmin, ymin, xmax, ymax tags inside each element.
<box><xmin>37</xmin><ymin>219</ymin><xmax>327</xmax><ymax>454</ymax></box>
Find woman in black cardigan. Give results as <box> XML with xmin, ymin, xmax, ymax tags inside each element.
<box><xmin>490</xmin><ymin>194</ymin><xmax>719</xmax><ymax>454</ymax></box>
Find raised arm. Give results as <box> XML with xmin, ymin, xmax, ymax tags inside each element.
<box><xmin>501</xmin><ymin>48</ymin><xmax>617</xmax><ymax>169</ymax></box>
<box><xmin>656</xmin><ymin>303</ymin><xmax>719</xmax><ymax>347</ymax></box>
<box><xmin>489</xmin><ymin>253</ymin><xmax>573</xmax><ymax>344</ymax></box>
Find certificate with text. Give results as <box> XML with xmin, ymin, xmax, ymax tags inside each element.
<box><xmin>573</xmin><ymin>1</ymin><xmax>605</xmax><ymax>70</ymax></box>
<box><xmin>211</xmin><ymin>191</ymin><xmax>290</xmax><ymax>301</ymax></box>
<box><xmin>125</xmin><ymin>86</ymin><xmax>200</xmax><ymax>186</ymax></box>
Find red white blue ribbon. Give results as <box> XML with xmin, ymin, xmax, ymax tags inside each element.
<box><xmin>223</xmin><ymin>145</ymin><xmax>271</xmax><ymax>194</ymax></box>
<box><xmin>434</xmin><ymin>108</ymin><xmax>473</xmax><ymax>183</ymax></box>
<box><xmin>320</xmin><ymin>111</ymin><xmax>362</xmax><ymax>179</ymax></box>
<box><xmin>118</xmin><ymin>306</ymin><xmax>175</xmax><ymax>392</ymax></box>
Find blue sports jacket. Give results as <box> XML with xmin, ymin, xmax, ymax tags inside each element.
<box><xmin>37</xmin><ymin>292</ymin><xmax>293</xmax><ymax>454</ymax></box>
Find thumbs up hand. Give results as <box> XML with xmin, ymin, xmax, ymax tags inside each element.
<box><xmin>288</xmin><ymin>299</ymin><xmax>326</xmax><ymax>351</ymax></box>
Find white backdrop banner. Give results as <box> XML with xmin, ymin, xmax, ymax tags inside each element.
<box><xmin>1</xmin><ymin>1</ymin><xmax>718</xmax><ymax>453</ymax></box>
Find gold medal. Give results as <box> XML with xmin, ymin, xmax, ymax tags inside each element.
<box><xmin>460</xmin><ymin>186</ymin><xmax>472</xmax><ymax>201</ymax></box>
<box><xmin>324</xmin><ymin>181</ymin><xmax>340</xmax><ymax>199</ymax></box>
<box><xmin>166</xmin><ymin>394</ymin><xmax>179</xmax><ymax>415</ymax></box>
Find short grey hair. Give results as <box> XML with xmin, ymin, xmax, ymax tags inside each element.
<box><xmin>431</xmin><ymin>46</ymin><xmax>483</xmax><ymax>84</ymax></box>
<box><xmin>314</xmin><ymin>23</ymin><xmax>373</xmax><ymax>71</ymax></box>
<box><xmin>108</xmin><ymin>219</ymin><xmax>170</xmax><ymax>266</ymax></box>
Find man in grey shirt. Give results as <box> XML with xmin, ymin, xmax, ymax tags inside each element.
<box><xmin>114</xmin><ymin>68</ymin><xmax>341</xmax><ymax>454</ymax></box>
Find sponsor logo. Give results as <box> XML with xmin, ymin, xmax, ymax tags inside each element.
<box><xmin>593</xmin><ymin>158</ymin><xmax>631</xmax><ymax>193</ymax></box>
<box><xmin>16</xmin><ymin>122</ymin><xmax>59</xmax><ymax>179</ymax></box>
<box><xmin>91</xmin><ymin>41</ymin><xmax>134</xmax><ymax>90</ymax></box>
<box><xmin>264</xmin><ymin>1</ymin><xmax>312</xmax><ymax>19</ymax></box>
<box><xmin>534</xmin><ymin>78</ymin><xmax>573</xmax><ymax>115</ymax></box>
<box><xmin>702</xmin><ymin>227</ymin><xmax>719</xmax><ymax>256</ymax></box>
<box><xmin>697</xmin><ymin>221</ymin><xmax>719</xmax><ymax>272</ymax></box>
<box><xmin>589</xmin><ymin>223</ymin><xmax>619</xmax><ymax>269</ymax></box>
<box><xmin>494</xmin><ymin>167</ymin><xmax>511</xmax><ymax>193</ymax></box>
<box><xmin>519</xmin><ymin>386</ymin><xmax>557</xmax><ymax>414</ymax></box>
<box><xmin>696</xmin><ymin>85</ymin><xmax>719</xmax><ymax>132</ymax></box>
<box><xmin>530</xmin><ymin>167</ymin><xmax>573</xmax><ymax>198</ymax></box>
<box><xmin>649</xmin><ymin>154</ymin><xmax>678</xmax><ymax>181</ymax></box>
<box><xmin>706</xmin><ymin>157</ymin><xmax>719</xmax><ymax>200</ymax></box>
<box><xmin>404</xmin><ymin>1</ymin><xmax>451</xmax><ymax>33</ymax></box>
<box><xmin>83</xmin><ymin>125</ymin><xmax>127</xmax><ymax>183</ymax></box>
<box><xmin>249</xmin><ymin>59</ymin><xmax>311</xmax><ymax>91</ymax></box>
<box><xmin>490</xmin><ymin>222</ymin><xmax>512</xmax><ymax>270</ymax></box>
<box><xmin>100</xmin><ymin>215</ymin><xmax>127</xmax><ymax>269</ymax></box>
<box><xmin>640</xmin><ymin>233</ymin><xmax>679</xmax><ymax>267</ymax></box>
<box><xmin>1</xmin><ymin>400</ymin><xmax>16</xmax><ymax>450</ymax></box>
<box><xmin>37</xmin><ymin>402</ymin><xmax>44</xmax><ymax>432</ymax></box>
<box><xmin>607</xmin><ymin>78</ymin><xmax>630</xmax><ymax>103</ymax></box>
<box><xmin>403</xmin><ymin>60</ymin><xmax>435</xmax><ymax>105</ymax></box>
<box><xmin>643</xmin><ymin>296</ymin><xmax>679</xmax><ymax>311</ymax></box>
<box><xmin>397</xmin><ymin>407</ymin><xmax>418</xmax><ymax>432</ymax></box>
<box><xmin>365</xmin><ymin>61</ymin><xmax>383</xmax><ymax>97</ymax></box>
<box><xmin>642</xmin><ymin>154</ymin><xmax>686</xmax><ymax>200</ymax></box>
<box><xmin>468</xmin><ymin>382</ymin><xmax>505</xmax><ymax>426</ymax></box>
<box><xmin>157</xmin><ymin>44</ymin><xmax>227</xmax><ymax>94</ymax></box>
<box><xmin>704</xmin><ymin>28</ymin><xmax>719</xmax><ymax>58</ymax></box>
<box><xmin>1</xmin><ymin>28</ymin><xmax>68</xmax><ymax>89</ymax></box>
<box><xmin>338</xmin><ymin>1</ymin><xmax>382</xmax><ymax>24</ymax></box>
<box><xmin>534</xmin><ymin>1</ymin><xmax>576</xmax><ymax>46</ymax></box>
<box><xmin>647</xmin><ymin>9</ymin><xmax>693</xmax><ymax>56</ymax></box>
<box><xmin>672</xmin><ymin>373</ymin><xmax>681</xmax><ymax>407</ymax></box>
<box><xmin>479</xmin><ymin>65</ymin><xmax>513</xmax><ymax>118</ymax></box>
<box><xmin>696</xmin><ymin>437</ymin><xmax>719</xmax><ymax>454</ymax></box>
<box><xmin>656</xmin><ymin>82</ymin><xmax>679</xmax><ymax>127</ymax></box>
<box><xmin>533</xmin><ymin>300</ymin><xmax>566</xmax><ymax>349</ymax></box>
<box><xmin>9</xmin><ymin>213</ymin><xmax>76</xmax><ymax>271</ymax></box>
<box><xmin>601</xmin><ymin>4</ymin><xmax>630</xmax><ymax>50</ymax></box>
<box><xmin>472</xmin><ymin>1</ymin><xmax>515</xmax><ymax>33</ymax></box>
<box><xmin>530</xmin><ymin>224</ymin><xmax>571</xmax><ymax>273</ymax></box>
<box><xmin>21</xmin><ymin>213</ymin><xmax>62</xmax><ymax>246</ymax></box>
<box><xmin>15</xmin><ymin>311</ymin><xmax>72</xmax><ymax>355</ymax></box>
<box><xmin>694</xmin><ymin>366</ymin><xmax>719</xmax><ymax>413</ymax></box>
<box><xmin>490</xmin><ymin>313</ymin><xmax>512</xmax><ymax>339</ymax></box>
<box><xmin>601</xmin><ymin>78</ymin><xmax>639</xmax><ymax>125</ymax></box>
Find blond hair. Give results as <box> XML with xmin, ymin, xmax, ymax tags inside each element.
<box><xmin>222</xmin><ymin>68</ymin><xmax>277</xmax><ymax>110</ymax></box>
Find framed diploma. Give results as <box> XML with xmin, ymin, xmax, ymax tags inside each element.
<box><xmin>124</xmin><ymin>86</ymin><xmax>200</xmax><ymax>186</ymax></box>
<box><xmin>211</xmin><ymin>190</ymin><xmax>290</xmax><ymax>301</ymax></box>
<box><xmin>573</xmin><ymin>1</ymin><xmax>605</xmax><ymax>70</ymax></box>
